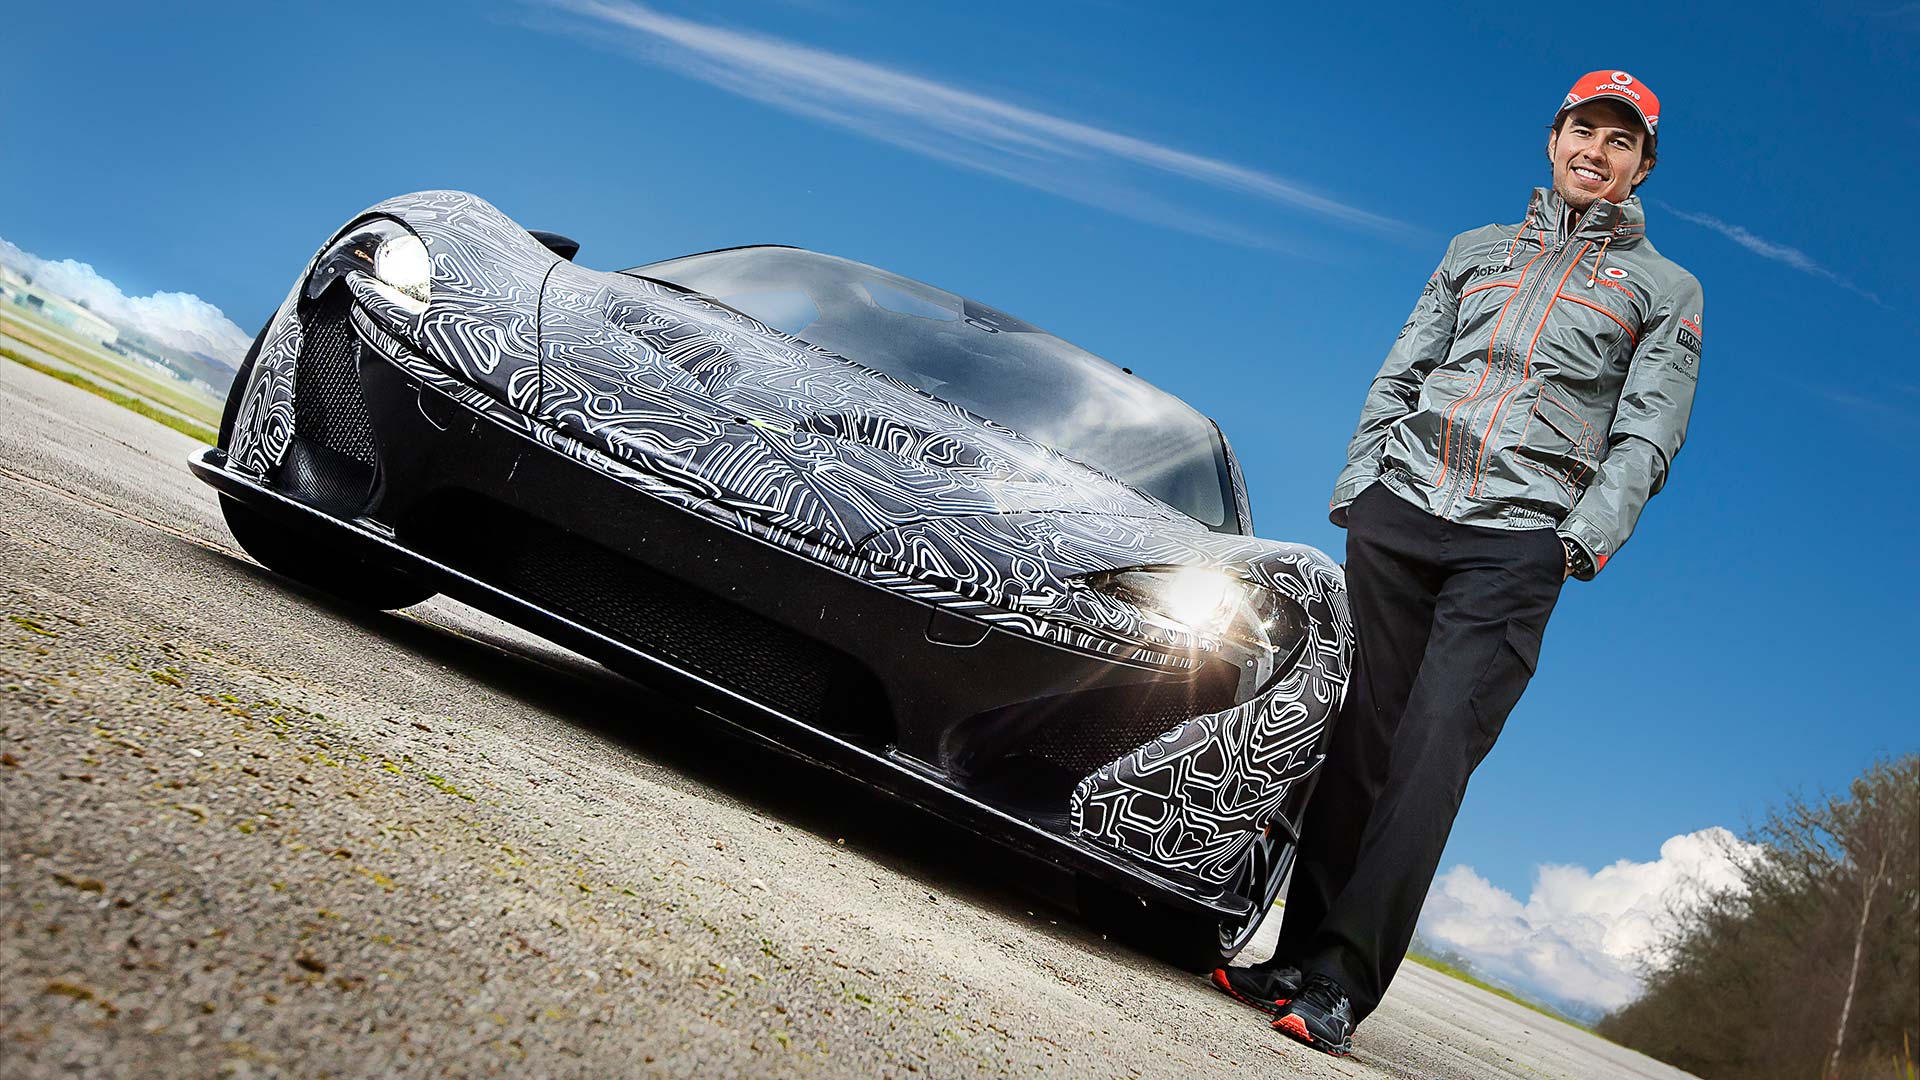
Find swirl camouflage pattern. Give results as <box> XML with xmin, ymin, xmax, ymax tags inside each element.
<box><xmin>195</xmin><ymin>189</ymin><xmax>1352</xmax><ymax>969</ymax></box>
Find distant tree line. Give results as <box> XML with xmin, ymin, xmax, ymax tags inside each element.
<box><xmin>1598</xmin><ymin>754</ymin><xmax>1918</xmax><ymax>1079</ymax></box>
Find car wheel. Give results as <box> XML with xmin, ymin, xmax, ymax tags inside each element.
<box><xmin>217</xmin><ymin>322</ymin><xmax>436</xmax><ymax>611</ymax></box>
<box><xmin>220</xmin><ymin>494</ymin><xmax>437</xmax><ymax>610</ymax></box>
<box><xmin>1079</xmin><ymin>815</ymin><xmax>1301</xmax><ymax>973</ymax></box>
<box><xmin>217</xmin><ymin>323</ymin><xmax>267</xmax><ymax>451</ymax></box>
<box><xmin>1216</xmin><ymin>828</ymin><xmax>1294</xmax><ymax>957</ymax></box>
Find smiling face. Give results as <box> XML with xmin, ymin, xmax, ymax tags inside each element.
<box><xmin>1548</xmin><ymin>99</ymin><xmax>1655</xmax><ymax>211</ymax></box>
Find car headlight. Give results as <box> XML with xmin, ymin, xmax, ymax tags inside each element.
<box><xmin>307</xmin><ymin>217</ymin><xmax>432</xmax><ymax>313</ymax></box>
<box><xmin>1080</xmin><ymin>566</ymin><xmax>1310</xmax><ymax>690</ymax></box>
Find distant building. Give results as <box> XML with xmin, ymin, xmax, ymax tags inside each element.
<box><xmin>1</xmin><ymin>264</ymin><xmax>119</xmax><ymax>348</ymax></box>
<box><xmin>0</xmin><ymin>262</ymin><xmax>26</xmax><ymax>305</ymax></box>
<box><xmin>111</xmin><ymin>336</ymin><xmax>177</xmax><ymax>375</ymax></box>
<box><xmin>1</xmin><ymin>258</ymin><xmax>234</xmax><ymax>393</ymax></box>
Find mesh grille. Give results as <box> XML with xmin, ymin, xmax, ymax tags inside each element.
<box><xmin>1021</xmin><ymin>673</ymin><xmax>1240</xmax><ymax>777</ymax></box>
<box><xmin>293</xmin><ymin>290</ymin><xmax>378</xmax><ymax>468</ymax></box>
<box><xmin>412</xmin><ymin>498</ymin><xmax>881</xmax><ymax>731</ymax></box>
<box><xmin>951</xmin><ymin>663</ymin><xmax>1242</xmax><ymax>808</ymax></box>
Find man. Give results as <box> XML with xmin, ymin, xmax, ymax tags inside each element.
<box><xmin>1211</xmin><ymin>71</ymin><xmax>1704</xmax><ymax>1056</ymax></box>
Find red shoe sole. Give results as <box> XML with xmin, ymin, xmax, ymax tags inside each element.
<box><xmin>1272</xmin><ymin>1013</ymin><xmax>1352</xmax><ymax>1057</ymax></box>
<box><xmin>1209</xmin><ymin>969</ymin><xmax>1289</xmax><ymax>1016</ymax></box>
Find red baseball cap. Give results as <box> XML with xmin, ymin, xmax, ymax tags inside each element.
<box><xmin>1557</xmin><ymin>70</ymin><xmax>1660</xmax><ymax>135</ymax></box>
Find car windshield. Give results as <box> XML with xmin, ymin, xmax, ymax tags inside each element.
<box><xmin>624</xmin><ymin>247</ymin><xmax>1236</xmax><ymax>531</ymax></box>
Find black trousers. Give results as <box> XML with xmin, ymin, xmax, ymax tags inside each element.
<box><xmin>1272</xmin><ymin>482</ymin><xmax>1564</xmax><ymax>1022</ymax></box>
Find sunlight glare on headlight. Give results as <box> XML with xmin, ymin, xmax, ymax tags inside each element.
<box><xmin>1076</xmin><ymin>565</ymin><xmax>1311</xmax><ymax>696</ymax></box>
<box><xmin>1159</xmin><ymin>567</ymin><xmax>1237</xmax><ymax>631</ymax></box>
<box><xmin>373</xmin><ymin>233</ymin><xmax>432</xmax><ymax>308</ymax></box>
<box><xmin>1086</xmin><ymin>566</ymin><xmax>1253</xmax><ymax>639</ymax></box>
<box><xmin>308</xmin><ymin>218</ymin><xmax>433</xmax><ymax>315</ymax></box>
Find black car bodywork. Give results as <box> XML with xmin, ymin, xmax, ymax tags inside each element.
<box><xmin>192</xmin><ymin>190</ymin><xmax>1351</xmax><ymax>968</ymax></box>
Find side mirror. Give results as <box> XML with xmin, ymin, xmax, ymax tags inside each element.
<box><xmin>529</xmin><ymin>230</ymin><xmax>580</xmax><ymax>261</ymax></box>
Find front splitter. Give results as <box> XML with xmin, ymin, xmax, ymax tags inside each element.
<box><xmin>189</xmin><ymin>447</ymin><xmax>1254</xmax><ymax>921</ymax></box>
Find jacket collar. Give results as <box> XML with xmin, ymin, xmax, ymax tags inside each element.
<box><xmin>1527</xmin><ymin>187</ymin><xmax>1647</xmax><ymax>246</ymax></box>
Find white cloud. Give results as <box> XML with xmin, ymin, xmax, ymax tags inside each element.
<box><xmin>1657</xmin><ymin>203</ymin><xmax>1882</xmax><ymax>305</ymax></box>
<box><xmin>535</xmin><ymin>0</ymin><xmax>1408</xmax><ymax>248</ymax></box>
<box><xmin>0</xmin><ymin>236</ymin><xmax>251</xmax><ymax>366</ymax></box>
<box><xmin>1418</xmin><ymin>827</ymin><xmax>1759</xmax><ymax>1013</ymax></box>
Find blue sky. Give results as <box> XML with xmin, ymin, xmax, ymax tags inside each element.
<box><xmin>6</xmin><ymin>1</ymin><xmax>1914</xmax><ymax>1007</ymax></box>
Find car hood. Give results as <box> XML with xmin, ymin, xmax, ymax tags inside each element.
<box><xmin>535</xmin><ymin>260</ymin><xmax>1202</xmax><ymax>550</ymax></box>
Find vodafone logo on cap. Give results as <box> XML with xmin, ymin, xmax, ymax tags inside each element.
<box><xmin>1559</xmin><ymin>69</ymin><xmax>1662</xmax><ymax>132</ymax></box>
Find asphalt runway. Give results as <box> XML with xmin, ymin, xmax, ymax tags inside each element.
<box><xmin>0</xmin><ymin>360</ymin><xmax>1699</xmax><ymax>1078</ymax></box>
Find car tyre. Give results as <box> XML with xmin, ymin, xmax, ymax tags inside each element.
<box><xmin>219</xmin><ymin>494</ymin><xmax>436</xmax><ymax>610</ymax></box>
<box><xmin>1216</xmin><ymin>828</ymin><xmax>1294</xmax><ymax>957</ymax></box>
<box><xmin>216</xmin><ymin>324</ymin><xmax>266</xmax><ymax>452</ymax></box>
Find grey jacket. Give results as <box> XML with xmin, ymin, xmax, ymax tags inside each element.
<box><xmin>1331</xmin><ymin>188</ymin><xmax>1703</xmax><ymax>579</ymax></box>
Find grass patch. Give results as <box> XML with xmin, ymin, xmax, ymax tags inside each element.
<box><xmin>1405</xmin><ymin>950</ymin><xmax>1593</xmax><ymax>1031</ymax></box>
<box><xmin>8</xmin><ymin>614</ymin><xmax>58</xmax><ymax>637</ymax></box>
<box><xmin>3</xmin><ymin>347</ymin><xmax>217</xmax><ymax>444</ymax></box>
<box><xmin>424</xmin><ymin>773</ymin><xmax>474</xmax><ymax>801</ymax></box>
<box><xmin>0</xmin><ymin>311</ymin><xmax>222</xmax><ymax>424</ymax></box>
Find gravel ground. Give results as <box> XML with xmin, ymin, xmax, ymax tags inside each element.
<box><xmin>0</xmin><ymin>360</ymin><xmax>1699</xmax><ymax>1079</ymax></box>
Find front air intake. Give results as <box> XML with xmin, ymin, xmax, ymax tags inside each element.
<box><xmin>406</xmin><ymin>494</ymin><xmax>891</xmax><ymax>741</ymax></box>
<box><xmin>947</xmin><ymin>662</ymin><xmax>1242</xmax><ymax>816</ymax></box>
<box><xmin>280</xmin><ymin>288</ymin><xmax>378</xmax><ymax>513</ymax></box>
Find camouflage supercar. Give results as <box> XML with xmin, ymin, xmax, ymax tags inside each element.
<box><xmin>192</xmin><ymin>190</ymin><xmax>1352</xmax><ymax>970</ymax></box>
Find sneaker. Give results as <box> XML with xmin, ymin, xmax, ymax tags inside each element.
<box><xmin>1208</xmin><ymin>963</ymin><xmax>1303</xmax><ymax>1016</ymax></box>
<box><xmin>1271</xmin><ymin>972</ymin><xmax>1355</xmax><ymax>1057</ymax></box>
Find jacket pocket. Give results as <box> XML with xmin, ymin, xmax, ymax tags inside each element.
<box><xmin>1415</xmin><ymin>369</ymin><xmax>1476</xmax><ymax>410</ymax></box>
<box><xmin>1396</xmin><ymin>370</ymin><xmax>1476</xmax><ymax>471</ymax></box>
<box><xmin>1515</xmin><ymin>385</ymin><xmax>1597</xmax><ymax>492</ymax></box>
<box><xmin>1469</xmin><ymin>620</ymin><xmax>1544</xmax><ymax>744</ymax></box>
<box><xmin>1540</xmin><ymin>289</ymin><xmax>1637</xmax><ymax>383</ymax></box>
<box><xmin>1456</xmin><ymin>279</ymin><xmax>1520</xmax><ymax>338</ymax></box>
